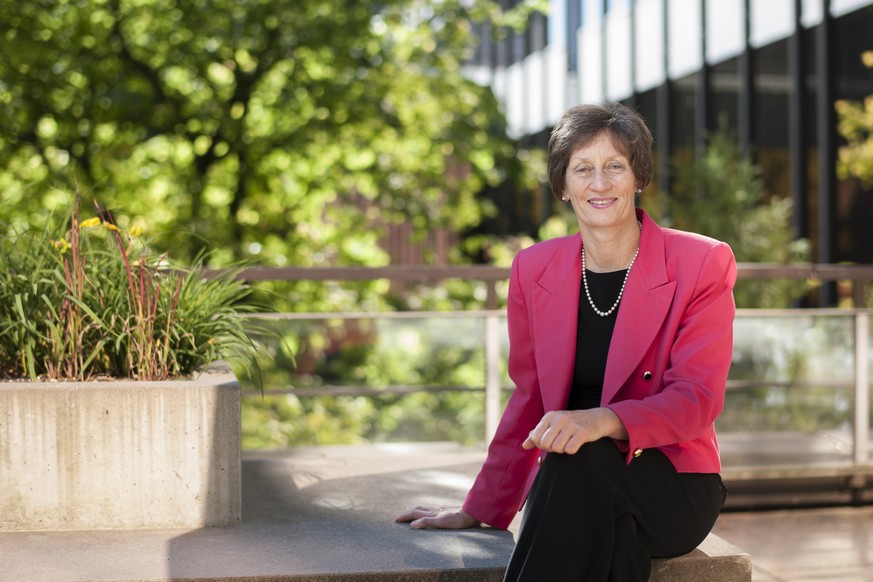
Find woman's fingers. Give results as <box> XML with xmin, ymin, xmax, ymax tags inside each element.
<box><xmin>395</xmin><ymin>507</ymin><xmax>479</xmax><ymax>529</ymax></box>
<box><xmin>563</xmin><ymin>431</ymin><xmax>588</xmax><ymax>455</ymax></box>
<box><xmin>524</xmin><ymin>411</ymin><xmax>596</xmax><ymax>454</ymax></box>
<box><xmin>524</xmin><ymin>412</ymin><xmax>565</xmax><ymax>451</ymax></box>
<box><xmin>394</xmin><ymin>505</ymin><xmax>436</xmax><ymax>523</ymax></box>
<box><xmin>536</xmin><ymin>423</ymin><xmax>568</xmax><ymax>452</ymax></box>
<box><xmin>410</xmin><ymin>512</ymin><xmax>467</xmax><ymax>529</ymax></box>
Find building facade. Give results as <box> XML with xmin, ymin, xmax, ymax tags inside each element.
<box><xmin>466</xmin><ymin>0</ymin><xmax>873</xmax><ymax>289</ymax></box>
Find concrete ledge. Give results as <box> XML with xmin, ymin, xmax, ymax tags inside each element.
<box><xmin>0</xmin><ymin>443</ymin><xmax>751</xmax><ymax>581</ymax></box>
<box><xmin>651</xmin><ymin>532</ymin><xmax>752</xmax><ymax>581</ymax></box>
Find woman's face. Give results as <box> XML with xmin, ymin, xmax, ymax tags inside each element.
<box><xmin>564</xmin><ymin>132</ymin><xmax>638</xmax><ymax>232</ymax></box>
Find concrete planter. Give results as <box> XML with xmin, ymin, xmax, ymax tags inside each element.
<box><xmin>0</xmin><ymin>363</ymin><xmax>241</xmax><ymax>531</ymax></box>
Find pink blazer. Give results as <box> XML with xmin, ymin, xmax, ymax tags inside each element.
<box><xmin>462</xmin><ymin>209</ymin><xmax>737</xmax><ymax>529</ymax></box>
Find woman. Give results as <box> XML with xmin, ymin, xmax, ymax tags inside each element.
<box><xmin>396</xmin><ymin>102</ymin><xmax>736</xmax><ymax>581</ymax></box>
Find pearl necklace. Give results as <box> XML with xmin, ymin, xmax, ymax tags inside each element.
<box><xmin>581</xmin><ymin>221</ymin><xmax>642</xmax><ymax>318</ymax></box>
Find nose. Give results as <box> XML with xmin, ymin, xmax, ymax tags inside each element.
<box><xmin>588</xmin><ymin>168</ymin><xmax>610</xmax><ymax>190</ymax></box>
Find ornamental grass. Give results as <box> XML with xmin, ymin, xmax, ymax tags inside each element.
<box><xmin>0</xmin><ymin>194</ymin><xmax>259</xmax><ymax>381</ymax></box>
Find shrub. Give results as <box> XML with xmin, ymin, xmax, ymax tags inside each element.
<box><xmin>641</xmin><ymin>128</ymin><xmax>811</xmax><ymax>308</ymax></box>
<box><xmin>0</xmin><ymin>193</ymin><xmax>259</xmax><ymax>381</ymax></box>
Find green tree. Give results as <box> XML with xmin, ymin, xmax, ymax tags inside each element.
<box><xmin>836</xmin><ymin>51</ymin><xmax>873</xmax><ymax>188</ymax></box>
<box><xmin>640</xmin><ymin>128</ymin><xmax>810</xmax><ymax>308</ymax></box>
<box><xmin>836</xmin><ymin>50</ymin><xmax>873</xmax><ymax>306</ymax></box>
<box><xmin>0</xmin><ymin>0</ymin><xmax>541</xmax><ymax>271</ymax></box>
<box><xmin>0</xmin><ymin>0</ymin><xmax>549</xmax><ymax>447</ymax></box>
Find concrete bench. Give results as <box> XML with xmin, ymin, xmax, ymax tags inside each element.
<box><xmin>651</xmin><ymin>532</ymin><xmax>752</xmax><ymax>581</ymax></box>
<box><xmin>0</xmin><ymin>443</ymin><xmax>751</xmax><ymax>582</ymax></box>
<box><xmin>354</xmin><ymin>533</ymin><xmax>753</xmax><ymax>582</ymax></box>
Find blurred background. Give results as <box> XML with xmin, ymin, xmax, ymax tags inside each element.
<box><xmin>2</xmin><ymin>1</ymin><xmax>873</xmax><ymax>481</ymax></box>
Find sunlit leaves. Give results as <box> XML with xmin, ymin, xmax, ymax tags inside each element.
<box><xmin>0</xmin><ymin>0</ymin><xmax>541</xmax><ymax>284</ymax></box>
<box><xmin>836</xmin><ymin>52</ymin><xmax>873</xmax><ymax>187</ymax></box>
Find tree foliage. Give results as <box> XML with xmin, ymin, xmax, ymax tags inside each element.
<box><xmin>0</xmin><ymin>0</ymin><xmax>541</xmax><ymax>270</ymax></box>
<box><xmin>836</xmin><ymin>51</ymin><xmax>873</xmax><ymax>187</ymax></box>
<box><xmin>639</xmin><ymin>128</ymin><xmax>810</xmax><ymax>308</ymax></box>
<box><xmin>0</xmin><ymin>0</ymin><xmax>552</xmax><ymax>446</ymax></box>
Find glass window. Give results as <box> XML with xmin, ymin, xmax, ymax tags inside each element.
<box><xmin>633</xmin><ymin>88</ymin><xmax>663</xmax><ymax>215</ymax></box>
<box><xmin>567</xmin><ymin>0</ymin><xmax>581</xmax><ymax>71</ymax></box>
<box><xmin>831</xmin><ymin>0</ymin><xmax>873</xmax><ymax>18</ymax></box>
<box><xmin>512</xmin><ymin>27</ymin><xmax>526</xmax><ymax>64</ymax></box>
<box><xmin>801</xmin><ymin>0</ymin><xmax>824</xmax><ymax>27</ymax></box>
<box><xmin>706</xmin><ymin>0</ymin><xmax>745</xmax><ymax>64</ymax></box>
<box><xmin>752</xmin><ymin>39</ymin><xmax>791</xmax><ymax>200</ymax></box>
<box><xmin>581</xmin><ymin>0</ymin><xmax>604</xmax><ymax>28</ymax></box>
<box><xmin>750</xmin><ymin>0</ymin><xmax>794</xmax><ymax>49</ymax></box>
<box><xmin>800</xmin><ymin>26</ymin><xmax>818</xmax><ymax>251</ymax></box>
<box><xmin>605</xmin><ymin>4</ymin><xmax>633</xmax><ymax>100</ymax></box>
<box><xmin>579</xmin><ymin>24</ymin><xmax>604</xmax><ymax>102</ymax></box>
<box><xmin>670</xmin><ymin>73</ymin><xmax>699</xmax><ymax>159</ymax></box>
<box><xmin>548</xmin><ymin>0</ymin><xmax>567</xmax><ymax>48</ymax></box>
<box><xmin>470</xmin><ymin>21</ymin><xmax>493</xmax><ymax>68</ymax></box>
<box><xmin>832</xmin><ymin>6</ymin><xmax>873</xmax><ymax>262</ymax></box>
<box><xmin>634</xmin><ymin>0</ymin><xmax>665</xmax><ymax>92</ymax></box>
<box><xmin>668</xmin><ymin>0</ymin><xmax>703</xmax><ymax>79</ymax></box>
<box><xmin>711</xmin><ymin>57</ymin><xmax>740</xmax><ymax>133</ymax></box>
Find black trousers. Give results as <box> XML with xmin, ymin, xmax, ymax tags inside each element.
<box><xmin>503</xmin><ymin>438</ymin><xmax>726</xmax><ymax>582</ymax></box>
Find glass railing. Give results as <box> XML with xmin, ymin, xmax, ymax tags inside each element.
<box><xmin>241</xmin><ymin>309</ymin><xmax>872</xmax><ymax>468</ymax></box>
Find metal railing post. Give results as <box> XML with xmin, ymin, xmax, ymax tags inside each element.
<box><xmin>854</xmin><ymin>311</ymin><xmax>870</xmax><ymax>465</ymax></box>
<box><xmin>484</xmin><ymin>313</ymin><xmax>502</xmax><ymax>444</ymax></box>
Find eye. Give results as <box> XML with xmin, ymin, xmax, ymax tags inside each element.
<box><xmin>606</xmin><ymin>163</ymin><xmax>624</xmax><ymax>174</ymax></box>
<box><xmin>576</xmin><ymin>166</ymin><xmax>592</xmax><ymax>177</ymax></box>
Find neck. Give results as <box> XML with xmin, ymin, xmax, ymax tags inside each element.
<box><xmin>580</xmin><ymin>219</ymin><xmax>641</xmax><ymax>272</ymax></box>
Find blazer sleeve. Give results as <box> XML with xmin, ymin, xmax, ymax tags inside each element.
<box><xmin>461</xmin><ymin>252</ymin><xmax>543</xmax><ymax>529</ymax></box>
<box><xmin>607</xmin><ymin>241</ymin><xmax>736</xmax><ymax>463</ymax></box>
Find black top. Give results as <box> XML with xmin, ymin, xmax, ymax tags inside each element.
<box><xmin>567</xmin><ymin>269</ymin><xmax>626</xmax><ymax>410</ymax></box>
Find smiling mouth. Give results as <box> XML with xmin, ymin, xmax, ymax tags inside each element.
<box><xmin>588</xmin><ymin>198</ymin><xmax>618</xmax><ymax>206</ymax></box>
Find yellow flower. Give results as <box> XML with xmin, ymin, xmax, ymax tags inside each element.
<box><xmin>129</xmin><ymin>225</ymin><xmax>143</xmax><ymax>238</ymax></box>
<box><xmin>52</xmin><ymin>239</ymin><xmax>71</xmax><ymax>254</ymax></box>
<box><xmin>79</xmin><ymin>216</ymin><xmax>101</xmax><ymax>228</ymax></box>
<box><xmin>102</xmin><ymin>222</ymin><xmax>118</xmax><ymax>231</ymax></box>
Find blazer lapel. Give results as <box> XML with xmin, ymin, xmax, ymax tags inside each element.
<box><xmin>530</xmin><ymin>235</ymin><xmax>582</xmax><ymax>412</ymax></box>
<box><xmin>603</xmin><ymin>211</ymin><xmax>677</xmax><ymax>403</ymax></box>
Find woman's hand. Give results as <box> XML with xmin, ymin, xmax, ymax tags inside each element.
<box><xmin>394</xmin><ymin>506</ymin><xmax>481</xmax><ymax>529</ymax></box>
<box><xmin>522</xmin><ymin>407</ymin><xmax>628</xmax><ymax>454</ymax></box>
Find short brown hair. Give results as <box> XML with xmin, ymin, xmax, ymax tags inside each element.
<box><xmin>548</xmin><ymin>103</ymin><xmax>654</xmax><ymax>200</ymax></box>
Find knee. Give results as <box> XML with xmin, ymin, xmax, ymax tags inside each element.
<box><xmin>545</xmin><ymin>438</ymin><xmax>620</xmax><ymax>477</ymax></box>
<box><xmin>574</xmin><ymin>437</ymin><xmax>621</xmax><ymax>465</ymax></box>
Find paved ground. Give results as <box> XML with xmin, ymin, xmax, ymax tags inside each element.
<box><xmin>714</xmin><ymin>506</ymin><xmax>873</xmax><ymax>581</ymax></box>
<box><xmin>2</xmin><ymin>442</ymin><xmax>873</xmax><ymax>581</ymax></box>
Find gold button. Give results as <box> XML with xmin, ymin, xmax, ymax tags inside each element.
<box><xmin>642</xmin><ymin>371</ymin><xmax>653</xmax><ymax>381</ymax></box>
<box><xmin>633</xmin><ymin>448</ymin><xmax>643</xmax><ymax>458</ymax></box>
<box><xmin>537</xmin><ymin>456</ymin><xmax>543</xmax><ymax>466</ymax></box>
